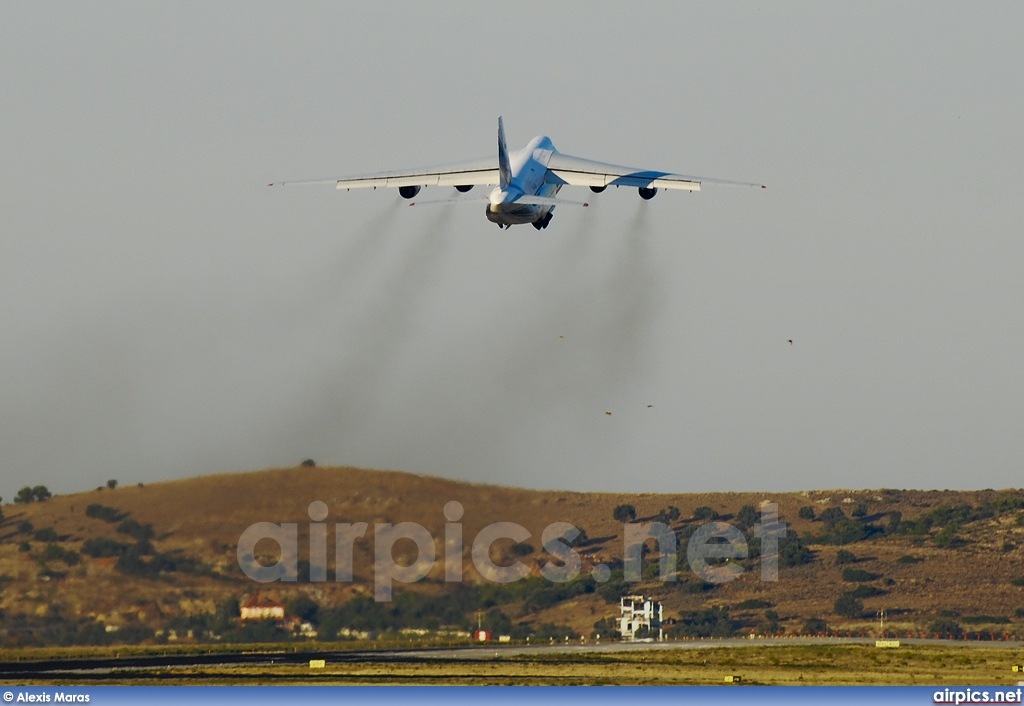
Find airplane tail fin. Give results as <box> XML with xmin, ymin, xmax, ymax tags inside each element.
<box><xmin>497</xmin><ymin>116</ymin><xmax>511</xmax><ymax>189</ymax></box>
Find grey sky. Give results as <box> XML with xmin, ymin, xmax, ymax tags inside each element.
<box><xmin>2</xmin><ymin>2</ymin><xmax>1022</xmax><ymax>495</ymax></box>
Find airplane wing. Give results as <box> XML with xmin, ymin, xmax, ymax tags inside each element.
<box><xmin>269</xmin><ymin>157</ymin><xmax>500</xmax><ymax>190</ymax></box>
<box><xmin>545</xmin><ymin>153</ymin><xmax>765</xmax><ymax>191</ymax></box>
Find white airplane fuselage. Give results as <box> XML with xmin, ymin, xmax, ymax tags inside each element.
<box><xmin>485</xmin><ymin>136</ymin><xmax>561</xmax><ymax>228</ymax></box>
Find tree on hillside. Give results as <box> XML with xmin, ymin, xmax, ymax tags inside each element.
<box><xmin>34</xmin><ymin>527</ymin><xmax>59</xmax><ymax>542</ymax></box>
<box><xmin>825</xmin><ymin>519</ymin><xmax>870</xmax><ymax>545</ymax></box>
<box><xmin>758</xmin><ymin>609</ymin><xmax>781</xmax><ymax>634</ymax></box>
<box><xmin>592</xmin><ymin>616</ymin><xmax>621</xmax><ymax>640</ymax></box>
<box><xmin>107</xmin><ymin>479</ymin><xmax>118</xmax><ymax>490</ymax></box>
<box><xmin>509</xmin><ymin>541</ymin><xmax>535</xmax><ymax>556</ymax></box>
<box><xmin>654</xmin><ymin>506</ymin><xmax>681</xmax><ymax>524</ymax></box>
<box><xmin>819</xmin><ymin>507</ymin><xmax>847</xmax><ymax>529</ymax></box>
<box><xmin>886</xmin><ymin>511</ymin><xmax>903</xmax><ymax>535</ymax></box>
<box><xmin>14</xmin><ymin>487</ymin><xmax>35</xmax><ymax>504</ymax></box>
<box><xmin>212</xmin><ymin>597</ymin><xmax>240</xmax><ymax>633</ymax></box>
<box><xmin>481</xmin><ymin>607</ymin><xmax>513</xmax><ymax>635</ymax></box>
<box><xmin>285</xmin><ymin>594</ymin><xmax>321</xmax><ymax>625</ymax></box>
<box><xmin>852</xmin><ymin>502</ymin><xmax>868</xmax><ymax>518</ymax></box>
<box><xmin>798</xmin><ymin>506</ymin><xmax>816</xmax><ymax>520</ymax></box>
<box><xmin>834</xmin><ymin>593</ymin><xmax>863</xmax><ymax>618</ymax></box>
<box><xmin>736</xmin><ymin>505</ymin><xmax>759</xmax><ymax>530</ymax></box>
<box><xmin>613</xmin><ymin>504</ymin><xmax>636</xmax><ymax>523</ymax></box>
<box><xmin>803</xmin><ymin>617</ymin><xmax>829</xmax><ymax>634</ymax></box>
<box><xmin>693</xmin><ymin>506</ymin><xmax>718</xmax><ymax>522</ymax></box>
<box><xmin>835</xmin><ymin>549</ymin><xmax>857</xmax><ymax>565</ymax></box>
<box><xmin>928</xmin><ymin>618</ymin><xmax>964</xmax><ymax>639</ymax></box>
<box><xmin>841</xmin><ymin>567</ymin><xmax>876</xmax><ymax>582</ymax></box>
<box><xmin>778</xmin><ymin>531</ymin><xmax>814</xmax><ymax>567</ymax></box>
<box><xmin>934</xmin><ymin>524</ymin><xmax>966</xmax><ymax>548</ymax></box>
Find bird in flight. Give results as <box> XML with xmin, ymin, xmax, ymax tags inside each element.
<box><xmin>270</xmin><ymin>117</ymin><xmax>764</xmax><ymax>230</ymax></box>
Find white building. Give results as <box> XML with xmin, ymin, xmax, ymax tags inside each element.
<box><xmin>619</xmin><ymin>595</ymin><xmax>663</xmax><ymax>641</ymax></box>
<box><xmin>240</xmin><ymin>595</ymin><xmax>286</xmax><ymax>621</ymax></box>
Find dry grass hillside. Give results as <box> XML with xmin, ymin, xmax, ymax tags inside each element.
<box><xmin>2</xmin><ymin>465</ymin><xmax>1024</xmax><ymax>645</ymax></box>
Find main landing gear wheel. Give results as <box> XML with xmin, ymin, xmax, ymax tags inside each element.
<box><xmin>532</xmin><ymin>212</ymin><xmax>554</xmax><ymax>230</ymax></box>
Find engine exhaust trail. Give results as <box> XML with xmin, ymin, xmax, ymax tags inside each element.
<box><xmin>270</xmin><ymin>205</ymin><xmax>456</xmax><ymax>452</ymax></box>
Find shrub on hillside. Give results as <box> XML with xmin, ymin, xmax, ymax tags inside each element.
<box><xmin>758</xmin><ymin>609</ymin><xmax>781</xmax><ymax>634</ymax></box>
<box><xmin>285</xmin><ymin>594</ymin><xmax>321</xmax><ymax>625</ymax></box>
<box><xmin>34</xmin><ymin>528</ymin><xmax>59</xmax><ymax>543</ymax></box>
<box><xmin>779</xmin><ymin>531</ymin><xmax>814</xmax><ymax>567</ymax></box>
<box><xmin>803</xmin><ymin>617</ymin><xmax>829</xmax><ymax>634</ymax></box>
<box><xmin>735</xmin><ymin>505</ymin><xmax>759</xmax><ymax>530</ymax></box>
<box><xmin>14</xmin><ymin>486</ymin><xmax>51</xmax><ymax>504</ymax></box>
<box><xmin>85</xmin><ymin>504</ymin><xmax>123</xmax><ymax>522</ymax></box>
<box><xmin>961</xmin><ymin>615</ymin><xmax>1009</xmax><ymax>625</ymax></box>
<box><xmin>693</xmin><ymin>506</ymin><xmax>718</xmax><ymax>521</ymax></box>
<box><xmin>654</xmin><ymin>506</ymin><xmax>681</xmax><ymax>524</ymax></box>
<box><xmin>819</xmin><ymin>507</ymin><xmax>847</xmax><ymax>529</ymax></box>
<box><xmin>819</xmin><ymin>519</ymin><xmax>882</xmax><ymax>545</ymax></box>
<box><xmin>592</xmin><ymin>616</ymin><xmax>621</xmax><ymax>639</ymax></box>
<box><xmin>667</xmin><ymin>606</ymin><xmax>736</xmax><ymax>638</ymax></box>
<box><xmin>117</xmin><ymin>518</ymin><xmax>154</xmax><ymax>542</ymax></box>
<box><xmin>846</xmin><ymin>585</ymin><xmax>885</xmax><ymax>599</ymax></box>
<box><xmin>835</xmin><ymin>549</ymin><xmax>857</xmax><ymax>565</ymax></box>
<box><xmin>612</xmin><ymin>504</ymin><xmax>636</xmax><ymax>523</ymax></box>
<box><xmin>841</xmin><ymin>567</ymin><xmax>876</xmax><ymax>582</ymax></box>
<box><xmin>834</xmin><ymin>593</ymin><xmax>864</xmax><ymax>618</ymax></box>
<box><xmin>40</xmin><ymin>543</ymin><xmax>66</xmax><ymax>562</ymax></box>
<box><xmin>928</xmin><ymin>618</ymin><xmax>964</xmax><ymax>639</ymax></box>
<box><xmin>886</xmin><ymin>511</ymin><xmax>902</xmax><ymax>535</ymax></box>
<box><xmin>509</xmin><ymin>541</ymin><xmax>535</xmax><ymax>556</ymax></box>
<box><xmin>798</xmin><ymin>506</ymin><xmax>816</xmax><ymax>520</ymax></box>
<box><xmin>81</xmin><ymin>537</ymin><xmax>130</xmax><ymax>558</ymax></box>
<box><xmin>934</xmin><ymin>525</ymin><xmax>966</xmax><ymax>548</ymax></box>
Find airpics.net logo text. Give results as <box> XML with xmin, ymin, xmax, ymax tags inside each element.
<box><xmin>236</xmin><ymin>501</ymin><xmax>788</xmax><ymax>602</ymax></box>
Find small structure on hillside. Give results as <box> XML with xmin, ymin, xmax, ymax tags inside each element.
<box><xmin>240</xmin><ymin>594</ymin><xmax>285</xmax><ymax>621</ymax></box>
<box><xmin>619</xmin><ymin>595</ymin><xmax>663</xmax><ymax>641</ymax></box>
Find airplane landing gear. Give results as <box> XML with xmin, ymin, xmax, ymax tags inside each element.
<box><xmin>532</xmin><ymin>212</ymin><xmax>554</xmax><ymax>230</ymax></box>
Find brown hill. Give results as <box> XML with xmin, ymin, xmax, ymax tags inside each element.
<box><xmin>2</xmin><ymin>466</ymin><xmax>1024</xmax><ymax>643</ymax></box>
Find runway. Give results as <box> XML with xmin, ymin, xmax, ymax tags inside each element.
<box><xmin>1</xmin><ymin>637</ymin><xmax>1020</xmax><ymax>682</ymax></box>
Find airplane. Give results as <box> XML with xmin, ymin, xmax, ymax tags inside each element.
<box><xmin>269</xmin><ymin>117</ymin><xmax>765</xmax><ymax>230</ymax></box>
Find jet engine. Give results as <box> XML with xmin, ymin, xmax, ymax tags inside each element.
<box><xmin>638</xmin><ymin>187</ymin><xmax>658</xmax><ymax>200</ymax></box>
<box><xmin>398</xmin><ymin>185</ymin><xmax>421</xmax><ymax>199</ymax></box>
<box><xmin>454</xmin><ymin>185</ymin><xmax>473</xmax><ymax>193</ymax></box>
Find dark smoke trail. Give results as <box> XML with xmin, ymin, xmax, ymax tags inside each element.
<box><xmin>269</xmin><ymin>204</ymin><xmax>456</xmax><ymax>450</ymax></box>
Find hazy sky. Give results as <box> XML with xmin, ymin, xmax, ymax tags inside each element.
<box><xmin>3</xmin><ymin>2</ymin><xmax>1022</xmax><ymax>495</ymax></box>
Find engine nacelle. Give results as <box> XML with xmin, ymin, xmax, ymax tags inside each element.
<box><xmin>589</xmin><ymin>185</ymin><xmax>607</xmax><ymax>193</ymax></box>
<box><xmin>454</xmin><ymin>184</ymin><xmax>473</xmax><ymax>193</ymax></box>
<box><xmin>399</xmin><ymin>185</ymin><xmax>421</xmax><ymax>199</ymax></box>
<box><xmin>638</xmin><ymin>187</ymin><xmax>658</xmax><ymax>200</ymax></box>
